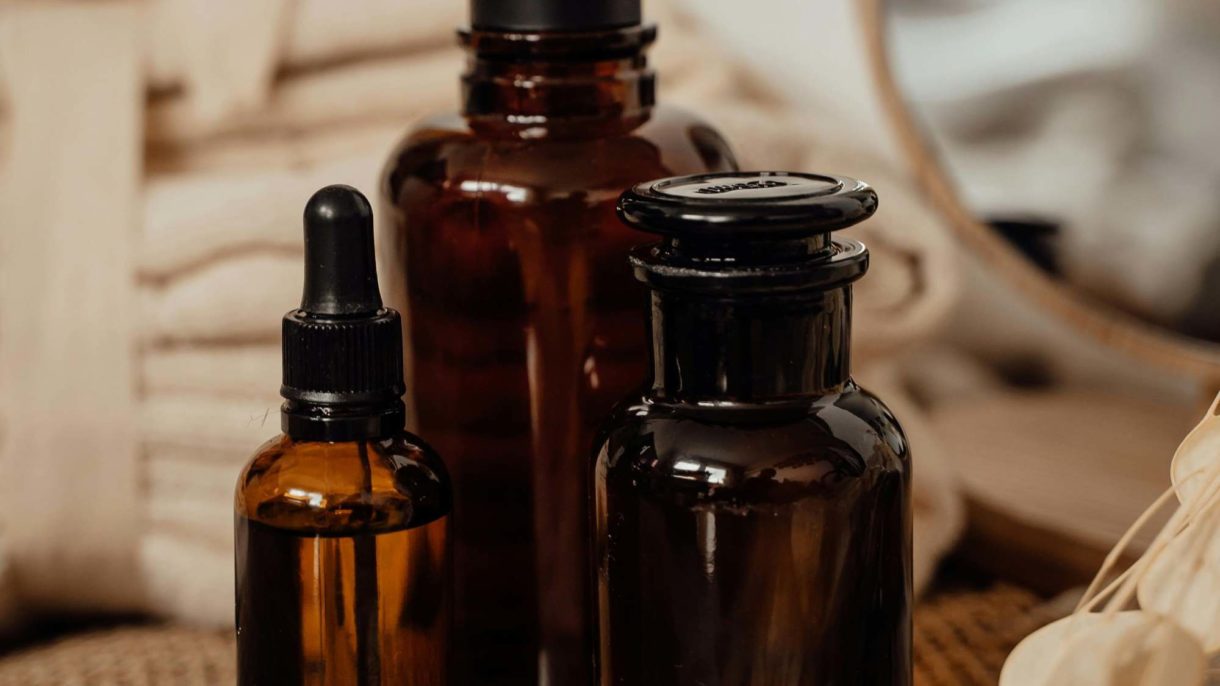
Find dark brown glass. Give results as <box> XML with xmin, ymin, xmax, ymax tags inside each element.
<box><xmin>235</xmin><ymin>434</ymin><xmax>450</xmax><ymax>686</ymax></box>
<box><xmin>380</xmin><ymin>25</ymin><xmax>737</xmax><ymax>685</ymax></box>
<box><xmin>592</xmin><ymin>286</ymin><xmax>913</xmax><ymax>685</ymax></box>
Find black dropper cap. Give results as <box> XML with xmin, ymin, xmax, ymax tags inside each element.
<box><xmin>281</xmin><ymin>185</ymin><xmax>405</xmax><ymax>441</ymax></box>
<box><xmin>618</xmin><ymin>171</ymin><xmax>878</xmax><ymax>294</ymax></box>
<box><xmin>471</xmin><ymin>0</ymin><xmax>641</xmax><ymax>31</ymax></box>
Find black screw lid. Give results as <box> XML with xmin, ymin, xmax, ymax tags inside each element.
<box><xmin>471</xmin><ymin>0</ymin><xmax>641</xmax><ymax>31</ymax></box>
<box><xmin>618</xmin><ymin>171</ymin><xmax>878</xmax><ymax>293</ymax></box>
<box><xmin>281</xmin><ymin>186</ymin><xmax>404</xmax><ymax>412</ymax></box>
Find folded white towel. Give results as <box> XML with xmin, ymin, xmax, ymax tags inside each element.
<box><xmin>644</xmin><ymin>1</ymin><xmax>715</xmax><ymax>81</ymax></box>
<box><xmin>143</xmin><ymin>253</ymin><xmax>300</xmax><ymax>343</ymax></box>
<box><xmin>147</xmin><ymin>120</ymin><xmax>405</xmax><ymax>176</ymax></box>
<box><xmin>148</xmin><ymin>49</ymin><xmax>461</xmax><ymax>143</ymax></box>
<box><xmin>796</xmin><ymin>144</ymin><xmax>959</xmax><ymax>357</ymax></box>
<box><xmin>142</xmin><ymin>393</ymin><xmax>280</xmax><ymax>455</ymax></box>
<box><xmin>146</xmin><ymin>457</ymin><xmax>239</xmax><ymax>548</ymax></box>
<box><xmin>141</xmin><ymin>153</ymin><xmax>385</xmax><ymax>278</ymax></box>
<box><xmin>146</xmin><ymin>0</ymin><xmax>462</xmax><ymax>90</ymax></box>
<box><xmin>148</xmin><ymin>0</ymin><xmax>290</xmax><ymax>129</ymax></box>
<box><xmin>143</xmin><ymin>346</ymin><xmax>281</xmax><ymax>398</ymax></box>
<box><xmin>147</xmin><ymin>494</ymin><xmax>233</xmax><ymax>553</ymax></box>
<box><xmin>282</xmin><ymin>0</ymin><xmax>461</xmax><ymax>69</ymax></box>
<box><xmin>140</xmin><ymin>533</ymin><xmax>232</xmax><ymax>626</ymax></box>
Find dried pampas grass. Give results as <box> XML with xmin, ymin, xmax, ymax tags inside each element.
<box><xmin>1000</xmin><ymin>395</ymin><xmax>1220</xmax><ymax>685</ymax></box>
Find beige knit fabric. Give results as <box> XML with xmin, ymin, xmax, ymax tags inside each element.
<box><xmin>0</xmin><ymin>0</ymin><xmax>963</xmax><ymax>628</ymax></box>
<box><xmin>0</xmin><ymin>626</ymin><xmax>236</xmax><ymax>686</ymax></box>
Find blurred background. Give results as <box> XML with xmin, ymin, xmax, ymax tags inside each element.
<box><xmin>0</xmin><ymin>0</ymin><xmax>1217</xmax><ymax>683</ymax></box>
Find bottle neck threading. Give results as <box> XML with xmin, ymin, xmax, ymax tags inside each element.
<box><xmin>647</xmin><ymin>286</ymin><xmax>853</xmax><ymax>403</ymax></box>
<box><xmin>460</xmin><ymin>25</ymin><xmax>656</xmax><ymax>128</ymax></box>
<box><xmin>282</xmin><ymin>399</ymin><xmax>406</xmax><ymax>442</ymax></box>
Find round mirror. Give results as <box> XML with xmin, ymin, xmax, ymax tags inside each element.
<box><xmin>882</xmin><ymin>0</ymin><xmax>1220</xmax><ymax>363</ymax></box>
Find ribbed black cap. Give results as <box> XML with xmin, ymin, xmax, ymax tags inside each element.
<box><xmin>281</xmin><ymin>186</ymin><xmax>404</xmax><ymax>413</ymax></box>
<box><xmin>471</xmin><ymin>0</ymin><xmax>641</xmax><ymax>31</ymax></box>
<box><xmin>618</xmin><ymin>171</ymin><xmax>878</xmax><ymax>294</ymax></box>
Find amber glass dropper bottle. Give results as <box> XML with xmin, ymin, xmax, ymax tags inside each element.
<box><xmin>593</xmin><ymin>172</ymin><xmax>913</xmax><ymax>685</ymax></box>
<box><xmin>380</xmin><ymin>1</ymin><xmax>737</xmax><ymax>683</ymax></box>
<box><xmin>235</xmin><ymin>186</ymin><xmax>451</xmax><ymax>686</ymax></box>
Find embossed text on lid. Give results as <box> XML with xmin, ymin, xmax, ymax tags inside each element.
<box><xmin>653</xmin><ymin>172</ymin><xmax>842</xmax><ymax>201</ymax></box>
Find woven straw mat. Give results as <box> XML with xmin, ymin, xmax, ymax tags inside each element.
<box><xmin>0</xmin><ymin>584</ymin><xmax>1051</xmax><ymax>686</ymax></box>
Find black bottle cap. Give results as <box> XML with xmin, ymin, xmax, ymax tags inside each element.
<box><xmin>618</xmin><ymin>171</ymin><xmax>878</xmax><ymax>293</ymax></box>
<box><xmin>471</xmin><ymin>0</ymin><xmax>641</xmax><ymax>31</ymax></box>
<box><xmin>281</xmin><ymin>186</ymin><xmax>405</xmax><ymax>425</ymax></box>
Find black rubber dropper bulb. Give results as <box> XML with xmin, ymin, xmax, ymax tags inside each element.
<box><xmin>281</xmin><ymin>185</ymin><xmax>406</xmax><ymax>442</ymax></box>
<box><xmin>301</xmin><ymin>185</ymin><xmax>382</xmax><ymax>316</ymax></box>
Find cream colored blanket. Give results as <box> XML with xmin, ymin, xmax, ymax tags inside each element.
<box><xmin>0</xmin><ymin>0</ymin><xmax>961</xmax><ymax>629</ymax></box>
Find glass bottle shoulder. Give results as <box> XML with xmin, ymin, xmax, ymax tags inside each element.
<box><xmin>235</xmin><ymin>433</ymin><xmax>450</xmax><ymax>536</ymax></box>
<box><xmin>381</xmin><ymin>105</ymin><xmax>737</xmax><ymax>204</ymax></box>
<box><xmin>593</xmin><ymin>382</ymin><xmax>910</xmax><ymax>504</ymax></box>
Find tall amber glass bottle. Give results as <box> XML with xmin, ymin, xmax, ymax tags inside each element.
<box><xmin>380</xmin><ymin>1</ymin><xmax>737</xmax><ymax>682</ymax></box>
<box><xmin>235</xmin><ymin>186</ymin><xmax>451</xmax><ymax>686</ymax></box>
<box><xmin>593</xmin><ymin>172</ymin><xmax>913</xmax><ymax>685</ymax></box>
